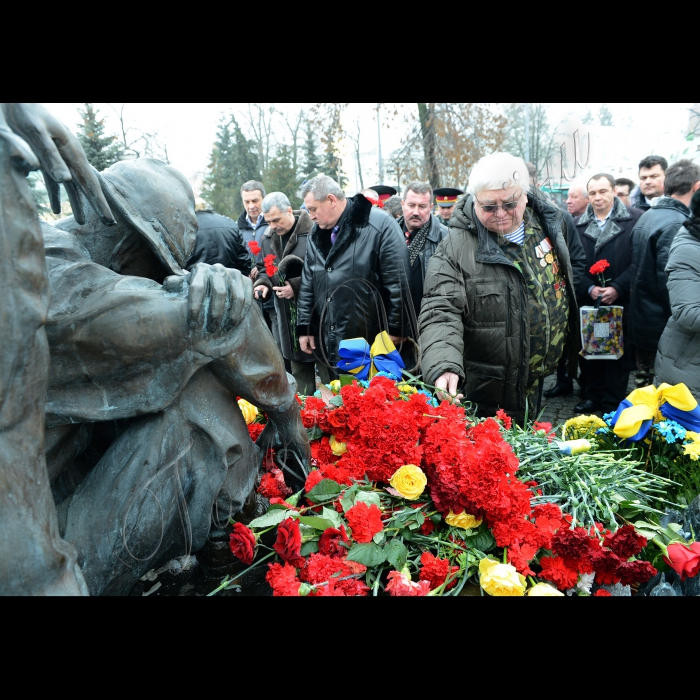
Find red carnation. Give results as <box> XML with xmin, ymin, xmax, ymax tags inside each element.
<box><xmin>345</xmin><ymin>501</ymin><xmax>384</xmax><ymax>543</ymax></box>
<box><xmin>594</xmin><ymin>588</ymin><xmax>612</xmax><ymax>596</ymax></box>
<box><xmin>247</xmin><ymin>423</ymin><xmax>264</xmax><ymax>442</ymax></box>
<box><xmin>264</xmin><ymin>253</ymin><xmax>278</xmax><ymax>277</ymax></box>
<box><xmin>318</xmin><ymin>525</ymin><xmax>350</xmax><ymax>557</ymax></box>
<box><xmin>538</xmin><ymin>555</ymin><xmax>579</xmax><ymax>591</ymax></box>
<box><xmin>663</xmin><ymin>542</ymin><xmax>700</xmax><ymax>581</ymax></box>
<box><xmin>304</xmin><ymin>469</ymin><xmax>325</xmax><ymax>493</ymax></box>
<box><xmin>589</xmin><ymin>259</ymin><xmax>610</xmax><ymax>286</ymax></box>
<box><xmin>419</xmin><ymin>551</ymin><xmax>459</xmax><ymax>590</ymax></box>
<box><xmin>385</xmin><ymin>570</ymin><xmax>431</xmax><ymax>596</ymax></box>
<box><xmin>273</xmin><ymin>517</ymin><xmax>302</xmax><ymax>562</ymax></box>
<box><xmin>617</xmin><ymin>559</ymin><xmax>657</xmax><ymax>586</ymax></box>
<box><xmin>495</xmin><ymin>408</ymin><xmax>512</xmax><ymax>429</ymax></box>
<box><xmin>229</xmin><ymin>522</ymin><xmax>256</xmax><ymax>565</ymax></box>
<box><xmin>257</xmin><ymin>468</ymin><xmax>292</xmax><ymax>499</ymax></box>
<box><xmin>551</xmin><ymin>527</ymin><xmax>596</xmax><ymax>571</ymax></box>
<box><xmin>266</xmin><ymin>561</ymin><xmax>301</xmax><ymax>596</ymax></box>
<box><xmin>532</xmin><ymin>421</ymin><xmax>555</xmax><ymax>442</ymax></box>
<box><xmin>248</xmin><ymin>240</ymin><xmax>261</xmax><ymax>256</ymax></box>
<box><xmin>589</xmin><ymin>259</ymin><xmax>610</xmax><ymax>276</ymax></box>
<box><xmin>603</xmin><ymin>525</ymin><xmax>648</xmax><ymax>560</ymax></box>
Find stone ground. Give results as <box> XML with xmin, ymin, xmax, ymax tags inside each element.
<box><xmin>538</xmin><ymin>371</ymin><xmax>637</xmax><ymax>430</ymax></box>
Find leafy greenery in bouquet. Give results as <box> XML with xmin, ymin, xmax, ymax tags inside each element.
<box><xmin>213</xmin><ymin>375</ymin><xmax>662</xmax><ymax>597</ymax></box>
<box><xmin>502</xmin><ymin>412</ymin><xmax>682</xmax><ymax>531</ymax></box>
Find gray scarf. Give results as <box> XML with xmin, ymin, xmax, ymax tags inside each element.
<box><xmin>405</xmin><ymin>219</ymin><xmax>431</xmax><ymax>266</ymax></box>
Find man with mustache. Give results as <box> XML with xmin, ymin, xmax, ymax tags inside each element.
<box><xmin>398</xmin><ymin>181</ymin><xmax>449</xmax><ymax>318</ymax></box>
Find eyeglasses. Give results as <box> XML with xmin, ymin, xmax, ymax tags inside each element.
<box><xmin>474</xmin><ymin>192</ymin><xmax>522</xmax><ymax>214</ymax></box>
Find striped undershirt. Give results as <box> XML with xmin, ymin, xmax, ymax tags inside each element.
<box><xmin>503</xmin><ymin>221</ymin><xmax>525</xmax><ymax>245</ymax></box>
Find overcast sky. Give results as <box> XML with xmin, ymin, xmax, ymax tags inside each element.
<box><xmin>43</xmin><ymin>102</ymin><xmax>695</xmax><ymax>192</ymax></box>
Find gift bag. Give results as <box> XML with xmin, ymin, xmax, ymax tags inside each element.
<box><xmin>579</xmin><ymin>302</ymin><xmax>624</xmax><ymax>360</ymax></box>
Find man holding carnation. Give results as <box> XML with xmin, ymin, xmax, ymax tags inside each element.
<box><xmin>419</xmin><ymin>152</ymin><xmax>581</xmax><ymax>425</ymax></box>
<box><xmin>573</xmin><ymin>174</ymin><xmax>643</xmax><ymax>413</ymax></box>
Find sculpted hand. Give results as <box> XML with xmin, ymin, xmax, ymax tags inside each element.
<box><xmin>250</xmin><ymin>266</ymin><xmax>259</xmax><ymax>281</ymax></box>
<box><xmin>600</xmin><ymin>286</ymin><xmax>619</xmax><ymax>304</ymax></box>
<box><xmin>273</xmin><ymin>283</ymin><xmax>294</xmax><ymax>300</ymax></box>
<box><xmin>389</xmin><ymin>335</ymin><xmax>408</xmax><ymax>345</ymax></box>
<box><xmin>434</xmin><ymin>372</ymin><xmax>464</xmax><ymax>404</ymax></box>
<box><xmin>1</xmin><ymin>103</ymin><xmax>115</xmax><ymax>226</ymax></box>
<box><xmin>300</xmin><ymin>335</ymin><xmax>316</xmax><ymax>354</ymax></box>
<box><xmin>254</xmin><ymin>285</ymin><xmax>269</xmax><ymax>300</ymax></box>
<box><xmin>187</xmin><ymin>263</ymin><xmax>249</xmax><ymax>335</ymax></box>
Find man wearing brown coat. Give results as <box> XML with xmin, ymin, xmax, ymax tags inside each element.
<box><xmin>254</xmin><ymin>192</ymin><xmax>316</xmax><ymax>395</ymax></box>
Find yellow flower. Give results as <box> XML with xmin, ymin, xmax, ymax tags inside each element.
<box><xmin>686</xmin><ymin>430</ymin><xmax>700</xmax><ymax>444</ymax></box>
<box><xmin>389</xmin><ymin>464</ymin><xmax>427</xmax><ymax>500</ymax></box>
<box><xmin>478</xmin><ymin>557</ymin><xmax>526</xmax><ymax>596</ymax></box>
<box><xmin>445</xmin><ymin>511</ymin><xmax>483</xmax><ymax>530</ymax></box>
<box><xmin>684</xmin><ymin>441</ymin><xmax>700</xmax><ymax>461</ymax></box>
<box><xmin>563</xmin><ymin>414</ymin><xmax>607</xmax><ymax>440</ymax></box>
<box><xmin>329</xmin><ymin>435</ymin><xmax>347</xmax><ymax>456</ymax></box>
<box><xmin>328</xmin><ymin>380</ymin><xmax>341</xmax><ymax>394</ymax></box>
<box><xmin>397</xmin><ymin>383</ymin><xmax>417</xmax><ymax>394</ymax></box>
<box><xmin>527</xmin><ymin>582</ymin><xmax>564</xmax><ymax>596</ymax></box>
<box><xmin>237</xmin><ymin>398</ymin><xmax>258</xmax><ymax>425</ymax></box>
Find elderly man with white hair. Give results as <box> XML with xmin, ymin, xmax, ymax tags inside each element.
<box><xmin>418</xmin><ymin>152</ymin><xmax>580</xmax><ymax>425</ymax></box>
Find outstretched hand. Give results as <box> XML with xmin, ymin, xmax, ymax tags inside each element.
<box><xmin>434</xmin><ymin>371</ymin><xmax>464</xmax><ymax>404</ymax></box>
<box><xmin>1</xmin><ymin>103</ymin><xmax>115</xmax><ymax>226</ymax></box>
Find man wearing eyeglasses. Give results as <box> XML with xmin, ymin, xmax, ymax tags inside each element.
<box><xmin>418</xmin><ymin>152</ymin><xmax>584</xmax><ymax>426</ymax></box>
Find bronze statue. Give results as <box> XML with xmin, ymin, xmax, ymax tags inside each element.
<box><xmin>0</xmin><ymin>104</ymin><xmax>309</xmax><ymax>596</ymax></box>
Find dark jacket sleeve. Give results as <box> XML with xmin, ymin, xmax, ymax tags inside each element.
<box><xmin>376</xmin><ymin>216</ymin><xmax>411</xmax><ymax>336</ymax></box>
<box><xmin>296</xmin><ymin>241</ymin><xmax>319</xmax><ymax>336</ymax></box>
<box><xmin>418</xmin><ymin>243</ymin><xmax>467</xmax><ymax>386</ymax></box>
<box><xmin>561</xmin><ymin>212</ymin><xmax>588</xmax><ymax>300</ymax></box>
<box><xmin>230</xmin><ymin>226</ymin><xmax>252</xmax><ymax>276</ymax></box>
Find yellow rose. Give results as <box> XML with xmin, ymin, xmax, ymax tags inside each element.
<box><xmin>237</xmin><ymin>398</ymin><xmax>259</xmax><ymax>425</ymax></box>
<box><xmin>478</xmin><ymin>557</ymin><xmax>526</xmax><ymax>596</ymax></box>
<box><xmin>389</xmin><ymin>464</ymin><xmax>427</xmax><ymax>500</ymax></box>
<box><xmin>328</xmin><ymin>380</ymin><xmax>341</xmax><ymax>394</ymax></box>
<box><xmin>527</xmin><ymin>582</ymin><xmax>564</xmax><ymax>597</ymax></box>
<box><xmin>329</xmin><ymin>435</ymin><xmax>347</xmax><ymax>456</ymax></box>
<box><xmin>445</xmin><ymin>511</ymin><xmax>483</xmax><ymax>530</ymax></box>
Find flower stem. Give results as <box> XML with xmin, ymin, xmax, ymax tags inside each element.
<box><xmin>206</xmin><ymin>551</ymin><xmax>276</xmax><ymax>596</ymax></box>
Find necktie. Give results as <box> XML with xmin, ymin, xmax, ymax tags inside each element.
<box><xmin>330</xmin><ymin>225</ymin><xmax>340</xmax><ymax>245</ymax></box>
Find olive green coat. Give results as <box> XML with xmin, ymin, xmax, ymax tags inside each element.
<box><xmin>418</xmin><ymin>192</ymin><xmax>580</xmax><ymax>421</ymax></box>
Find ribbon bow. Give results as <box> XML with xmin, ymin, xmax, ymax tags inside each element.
<box><xmin>336</xmin><ymin>331</ymin><xmax>405</xmax><ymax>381</ymax></box>
<box><xmin>610</xmin><ymin>383</ymin><xmax>700</xmax><ymax>441</ymax></box>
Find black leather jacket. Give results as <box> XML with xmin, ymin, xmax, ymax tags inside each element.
<box><xmin>296</xmin><ymin>195</ymin><xmax>411</xmax><ymax>366</ymax></box>
<box><xmin>186</xmin><ymin>210</ymin><xmax>251</xmax><ymax>275</ymax></box>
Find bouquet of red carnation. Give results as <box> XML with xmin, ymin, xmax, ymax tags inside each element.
<box><xmin>264</xmin><ymin>254</ymin><xmax>278</xmax><ymax>278</ymax></box>
<box><xmin>248</xmin><ymin>240</ymin><xmax>261</xmax><ymax>256</ymax></box>
<box><xmin>589</xmin><ymin>259</ymin><xmax>610</xmax><ymax>287</ymax></box>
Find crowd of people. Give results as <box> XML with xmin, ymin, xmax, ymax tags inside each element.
<box><xmin>189</xmin><ymin>150</ymin><xmax>700</xmax><ymax>423</ymax></box>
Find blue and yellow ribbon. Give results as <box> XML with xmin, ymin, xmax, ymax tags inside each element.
<box><xmin>611</xmin><ymin>383</ymin><xmax>700</xmax><ymax>441</ymax></box>
<box><xmin>336</xmin><ymin>331</ymin><xmax>405</xmax><ymax>381</ymax></box>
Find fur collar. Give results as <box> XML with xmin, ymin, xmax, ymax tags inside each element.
<box><xmin>577</xmin><ymin>196</ymin><xmax>631</xmax><ymax>226</ymax></box>
<box><xmin>310</xmin><ymin>195</ymin><xmax>372</xmax><ymax>264</ymax></box>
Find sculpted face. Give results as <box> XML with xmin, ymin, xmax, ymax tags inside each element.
<box><xmin>402</xmin><ymin>189</ymin><xmax>432</xmax><ymax>231</ymax></box>
<box><xmin>242</xmin><ymin>189</ymin><xmax>264</xmax><ymax>221</ymax></box>
<box><xmin>473</xmin><ymin>185</ymin><xmax>527</xmax><ymax>235</ymax></box>
<box><xmin>264</xmin><ymin>206</ymin><xmax>295</xmax><ymax>236</ymax></box>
